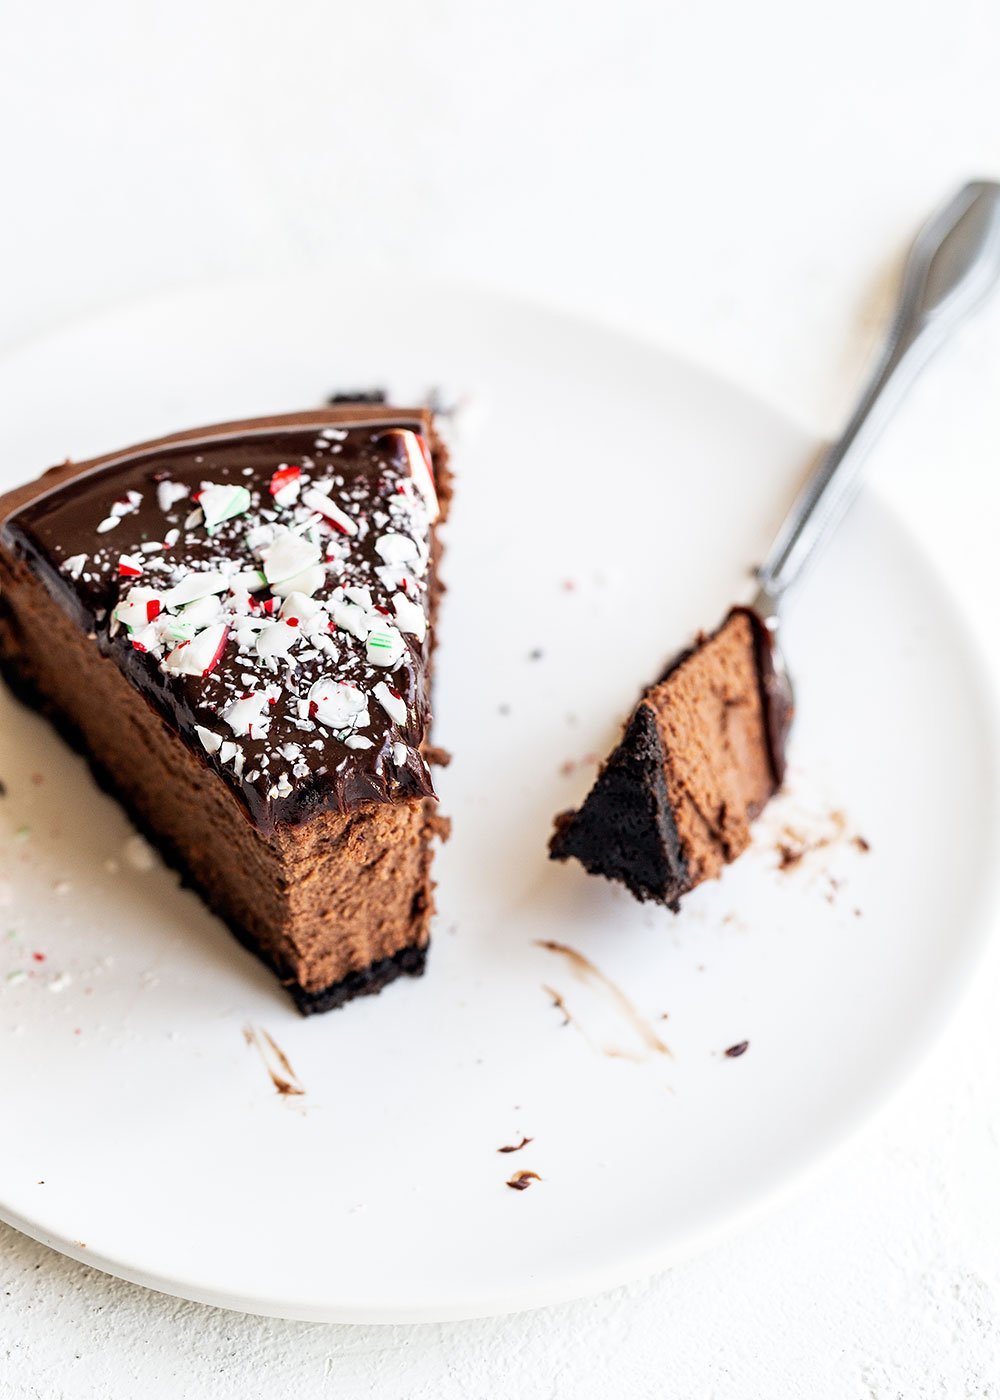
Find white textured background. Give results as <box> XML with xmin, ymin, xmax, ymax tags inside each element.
<box><xmin>3</xmin><ymin>2</ymin><xmax>1000</xmax><ymax>1396</ymax></box>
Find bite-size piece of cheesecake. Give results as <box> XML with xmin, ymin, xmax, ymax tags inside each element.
<box><xmin>550</xmin><ymin>608</ymin><xmax>790</xmax><ymax>908</ymax></box>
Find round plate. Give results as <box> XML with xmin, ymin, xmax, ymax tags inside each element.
<box><xmin>0</xmin><ymin>278</ymin><xmax>995</xmax><ymax>1322</ymax></box>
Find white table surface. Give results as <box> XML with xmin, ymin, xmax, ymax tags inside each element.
<box><xmin>3</xmin><ymin>2</ymin><xmax>1000</xmax><ymax>1395</ymax></box>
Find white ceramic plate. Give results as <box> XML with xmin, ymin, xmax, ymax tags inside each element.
<box><xmin>0</xmin><ymin>278</ymin><xmax>996</xmax><ymax>1323</ymax></box>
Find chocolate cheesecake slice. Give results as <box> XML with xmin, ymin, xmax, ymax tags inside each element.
<box><xmin>550</xmin><ymin>608</ymin><xmax>791</xmax><ymax>908</ymax></box>
<box><xmin>0</xmin><ymin>408</ymin><xmax>451</xmax><ymax>1013</ymax></box>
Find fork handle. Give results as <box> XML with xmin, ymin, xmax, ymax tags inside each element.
<box><xmin>754</xmin><ymin>180</ymin><xmax>1000</xmax><ymax>619</ymax></box>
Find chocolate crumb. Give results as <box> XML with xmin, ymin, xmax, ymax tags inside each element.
<box><xmin>528</xmin><ymin>648</ymin><xmax>544</xmax><ymax>661</ymax></box>
<box><xmin>325</xmin><ymin>388</ymin><xmax>387</xmax><ymax>405</ymax></box>
<box><xmin>498</xmin><ymin>1136</ymin><xmax>533</xmax><ymax>1154</ymax></box>
<box><xmin>776</xmin><ymin>841</ymin><xmax>804</xmax><ymax>871</ymax></box>
<box><xmin>0</xmin><ymin>779</ymin><xmax>6</xmax><ymax>797</ymax></box>
<box><xmin>852</xmin><ymin>835</ymin><xmax>871</xmax><ymax>853</ymax></box>
<box><xmin>506</xmin><ymin>1170</ymin><xmax>541</xmax><ymax>1191</ymax></box>
<box><xmin>724</xmin><ymin>1040</ymin><xmax>749</xmax><ymax>1058</ymax></box>
<box><xmin>423</xmin><ymin>744</ymin><xmax>452</xmax><ymax>769</ymax></box>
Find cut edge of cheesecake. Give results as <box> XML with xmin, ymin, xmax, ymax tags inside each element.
<box><xmin>0</xmin><ymin>407</ymin><xmax>452</xmax><ymax>1014</ymax></box>
<box><xmin>549</xmin><ymin>606</ymin><xmax>792</xmax><ymax>910</ymax></box>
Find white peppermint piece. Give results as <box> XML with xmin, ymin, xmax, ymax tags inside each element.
<box><xmin>62</xmin><ymin>554</ymin><xmax>88</xmax><ymax>580</ymax></box>
<box><xmin>331</xmin><ymin>598</ymin><xmax>370</xmax><ymax>640</ymax></box>
<box><xmin>114</xmin><ymin>586</ymin><xmax>165</xmax><ymax>631</ymax></box>
<box><xmin>164</xmin><ymin>570</ymin><xmax>229</xmax><ymax>608</ymax></box>
<box><xmin>179</xmin><ymin>594</ymin><xmax>223</xmax><ymax>629</ymax></box>
<box><xmin>269</xmin><ymin>564</ymin><xmax>326</xmax><ymax>599</ymax></box>
<box><xmin>261</xmin><ymin>530</ymin><xmax>321</xmax><ymax>586</ymax></box>
<box><xmin>301</xmin><ymin>487</ymin><xmax>358</xmax><ymax>535</ymax></box>
<box><xmin>232</xmin><ymin>616</ymin><xmax>265</xmax><ymax>651</ymax></box>
<box><xmin>366</xmin><ymin>624</ymin><xmax>405</xmax><ymax>667</ymax></box>
<box><xmin>109</xmin><ymin>490</ymin><xmax>143</xmax><ymax>519</ymax></box>
<box><xmin>308</xmin><ymin>678</ymin><xmax>368</xmax><ymax>730</ymax></box>
<box><xmin>183</xmin><ymin>507</ymin><xmax>204</xmax><ymax>531</ymax></box>
<box><xmin>157</xmin><ymin>480</ymin><xmax>190</xmax><ymax>513</ymax></box>
<box><xmin>374</xmin><ymin>532</ymin><xmax>419</xmax><ymax>566</ymax></box>
<box><xmin>344</xmin><ymin>735</ymin><xmax>374</xmax><ymax>750</ymax></box>
<box><xmin>245</xmin><ymin>523</ymin><xmax>275</xmax><ymax>555</ymax></box>
<box><xmin>392</xmin><ymin>591</ymin><xmax>426</xmax><ymax>642</ymax></box>
<box><xmin>162</xmin><ymin>622</ymin><xmax>229</xmax><ymax>677</ymax></box>
<box><xmin>223</xmin><ymin>691</ymin><xmax>269</xmax><ymax>738</ymax></box>
<box><xmin>373</xmin><ymin>681</ymin><xmax>407</xmax><ymax>724</ymax></box>
<box><xmin>140</xmin><ymin>541</ymin><xmax>163</xmax><ymax>554</ymax></box>
<box><xmin>279</xmin><ymin>590</ymin><xmax>322</xmax><ymax>622</ymax></box>
<box><xmin>128</xmin><ymin>622</ymin><xmax>163</xmax><ymax>654</ymax></box>
<box><xmin>162</xmin><ymin>615</ymin><xmax>199</xmax><ymax>644</ymax></box>
<box><xmin>272</xmin><ymin>478</ymin><xmax>302</xmax><ymax>509</ymax></box>
<box><xmin>344</xmin><ymin>585</ymin><xmax>373</xmax><ymax>610</ymax></box>
<box><xmin>195</xmin><ymin>725</ymin><xmax>223</xmax><ymax>755</ymax></box>
<box><xmin>394</xmin><ymin>428</ymin><xmax>440</xmax><ymax>521</ymax></box>
<box><xmin>230</xmin><ymin>567</ymin><xmax>268</xmax><ymax>594</ymax></box>
<box><xmin>256</xmin><ymin>621</ymin><xmax>299</xmax><ymax>659</ymax></box>
<box><xmin>375</xmin><ymin>563</ymin><xmax>410</xmax><ymax>593</ymax></box>
<box><xmin>163</xmin><ymin>528</ymin><xmax>180</xmax><ymax>549</ymax></box>
<box><xmin>219</xmin><ymin>741</ymin><xmax>238</xmax><ymax>765</ymax></box>
<box><xmin>96</xmin><ymin>516</ymin><xmax>121</xmax><ymax>534</ymax></box>
<box><xmin>392</xmin><ymin>742</ymin><xmax>409</xmax><ymax>768</ymax></box>
<box><xmin>312</xmin><ymin>634</ymin><xmax>340</xmax><ymax>659</ymax></box>
<box><xmin>198</xmin><ymin>483</ymin><xmax>251</xmax><ymax>532</ymax></box>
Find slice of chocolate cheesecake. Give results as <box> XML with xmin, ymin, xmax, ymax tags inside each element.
<box><xmin>0</xmin><ymin>408</ymin><xmax>451</xmax><ymax>1013</ymax></box>
<box><xmin>550</xmin><ymin>608</ymin><xmax>791</xmax><ymax>909</ymax></box>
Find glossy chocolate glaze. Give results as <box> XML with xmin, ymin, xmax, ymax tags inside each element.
<box><xmin>1</xmin><ymin>414</ymin><xmax>442</xmax><ymax>832</ymax></box>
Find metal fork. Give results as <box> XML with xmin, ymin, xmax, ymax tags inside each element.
<box><xmin>751</xmin><ymin>180</ymin><xmax>1000</xmax><ymax>708</ymax></box>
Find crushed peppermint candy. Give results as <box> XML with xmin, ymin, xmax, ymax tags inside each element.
<box><xmin>366</xmin><ymin>624</ymin><xmax>405</xmax><ymax>667</ymax></box>
<box><xmin>392</xmin><ymin>591</ymin><xmax>426</xmax><ymax>641</ymax></box>
<box><xmin>198</xmin><ymin>483</ymin><xmax>252</xmax><ymax>532</ymax></box>
<box><xmin>12</xmin><ymin>421</ymin><xmax>438</xmax><ymax>814</ymax></box>
<box><xmin>62</xmin><ymin>553</ymin><xmax>88</xmax><ymax>580</ymax></box>
<box><xmin>308</xmin><ymin>678</ymin><xmax>368</xmax><ymax>730</ymax></box>
<box><xmin>157</xmin><ymin>479</ymin><xmax>190</xmax><ymax>513</ymax></box>
<box><xmin>373</xmin><ymin>681</ymin><xmax>407</xmax><ymax>724</ymax></box>
<box><xmin>224</xmin><ymin>691</ymin><xmax>269</xmax><ymax>738</ymax></box>
<box><xmin>163</xmin><ymin>622</ymin><xmax>229</xmax><ymax>676</ymax></box>
<box><xmin>301</xmin><ymin>487</ymin><xmax>359</xmax><ymax>535</ymax></box>
<box><xmin>196</xmin><ymin>725</ymin><xmax>223</xmax><ymax>754</ymax></box>
<box><xmin>269</xmin><ymin>465</ymin><xmax>302</xmax><ymax>508</ymax></box>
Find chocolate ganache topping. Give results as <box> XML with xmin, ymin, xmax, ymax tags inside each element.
<box><xmin>1</xmin><ymin>412</ymin><xmax>442</xmax><ymax>832</ymax></box>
